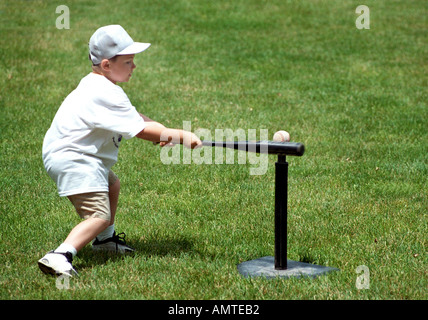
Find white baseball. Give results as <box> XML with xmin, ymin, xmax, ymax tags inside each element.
<box><xmin>273</xmin><ymin>130</ymin><xmax>290</xmax><ymax>142</ymax></box>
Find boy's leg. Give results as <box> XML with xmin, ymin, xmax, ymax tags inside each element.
<box><xmin>63</xmin><ymin>217</ymin><xmax>110</xmax><ymax>251</ymax></box>
<box><xmin>66</xmin><ymin>190</ymin><xmax>112</xmax><ymax>247</ymax></box>
<box><xmin>92</xmin><ymin>171</ymin><xmax>135</xmax><ymax>253</ymax></box>
<box><xmin>92</xmin><ymin>171</ymin><xmax>119</xmax><ymax>240</ymax></box>
<box><xmin>38</xmin><ymin>171</ymin><xmax>130</xmax><ymax>276</ymax></box>
<box><xmin>38</xmin><ymin>192</ymin><xmax>111</xmax><ymax>277</ymax></box>
<box><xmin>108</xmin><ymin>171</ymin><xmax>120</xmax><ymax>226</ymax></box>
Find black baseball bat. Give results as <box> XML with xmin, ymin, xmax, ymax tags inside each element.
<box><xmin>201</xmin><ymin>140</ymin><xmax>305</xmax><ymax>156</ymax></box>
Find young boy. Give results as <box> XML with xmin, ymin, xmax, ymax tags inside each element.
<box><xmin>38</xmin><ymin>25</ymin><xmax>201</xmax><ymax>276</ymax></box>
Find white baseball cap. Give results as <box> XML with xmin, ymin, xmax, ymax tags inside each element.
<box><xmin>89</xmin><ymin>25</ymin><xmax>151</xmax><ymax>65</ymax></box>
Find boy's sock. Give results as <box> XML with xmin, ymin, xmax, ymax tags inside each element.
<box><xmin>96</xmin><ymin>224</ymin><xmax>115</xmax><ymax>242</ymax></box>
<box><xmin>54</xmin><ymin>243</ymin><xmax>77</xmax><ymax>258</ymax></box>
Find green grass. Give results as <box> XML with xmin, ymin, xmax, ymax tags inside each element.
<box><xmin>0</xmin><ymin>0</ymin><xmax>426</xmax><ymax>300</ymax></box>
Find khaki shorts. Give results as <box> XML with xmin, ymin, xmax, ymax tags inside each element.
<box><xmin>67</xmin><ymin>170</ymin><xmax>118</xmax><ymax>221</ymax></box>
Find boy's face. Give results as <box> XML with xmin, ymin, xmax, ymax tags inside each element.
<box><xmin>105</xmin><ymin>54</ymin><xmax>136</xmax><ymax>83</ymax></box>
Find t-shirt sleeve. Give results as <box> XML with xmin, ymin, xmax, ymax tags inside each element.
<box><xmin>91</xmin><ymin>86</ymin><xmax>146</xmax><ymax>140</ymax></box>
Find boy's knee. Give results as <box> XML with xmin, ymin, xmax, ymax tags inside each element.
<box><xmin>68</xmin><ymin>192</ymin><xmax>112</xmax><ymax>222</ymax></box>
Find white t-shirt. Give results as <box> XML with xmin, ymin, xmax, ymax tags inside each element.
<box><xmin>42</xmin><ymin>73</ymin><xmax>146</xmax><ymax>196</ymax></box>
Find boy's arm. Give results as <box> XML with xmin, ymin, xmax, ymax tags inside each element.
<box><xmin>139</xmin><ymin>113</ymin><xmax>165</xmax><ymax>128</ymax></box>
<box><xmin>136</xmin><ymin>114</ymin><xmax>201</xmax><ymax>149</ymax></box>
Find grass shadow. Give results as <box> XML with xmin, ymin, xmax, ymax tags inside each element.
<box><xmin>133</xmin><ymin>237</ymin><xmax>195</xmax><ymax>257</ymax></box>
<box><xmin>74</xmin><ymin>236</ymin><xmax>199</xmax><ymax>271</ymax></box>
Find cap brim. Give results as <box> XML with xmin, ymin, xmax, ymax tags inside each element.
<box><xmin>117</xmin><ymin>42</ymin><xmax>151</xmax><ymax>56</ymax></box>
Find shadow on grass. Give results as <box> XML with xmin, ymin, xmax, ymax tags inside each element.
<box><xmin>133</xmin><ymin>237</ymin><xmax>195</xmax><ymax>257</ymax></box>
<box><xmin>75</xmin><ymin>236</ymin><xmax>200</xmax><ymax>270</ymax></box>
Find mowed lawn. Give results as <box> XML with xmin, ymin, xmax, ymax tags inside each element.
<box><xmin>0</xmin><ymin>0</ymin><xmax>426</xmax><ymax>300</ymax></box>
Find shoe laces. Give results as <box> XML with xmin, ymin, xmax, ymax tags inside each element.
<box><xmin>50</xmin><ymin>250</ymin><xmax>73</xmax><ymax>263</ymax></box>
<box><xmin>112</xmin><ymin>232</ymin><xmax>127</xmax><ymax>245</ymax></box>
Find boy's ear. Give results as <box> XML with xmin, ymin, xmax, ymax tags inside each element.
<box><xmin>100</xmin><ymin>59</ymin><xmax>110</xmax><ymax>71</ymax></box>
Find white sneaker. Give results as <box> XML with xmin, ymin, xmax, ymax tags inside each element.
<box><xmin>92</xmin><ymin>232</ymin><xmax>135</xmax><ymax>253</ymax></box>
<box><xmin>38</xmin><ymin>251</ymin><xmax>78</xmax><ymax>277</ymax></box>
